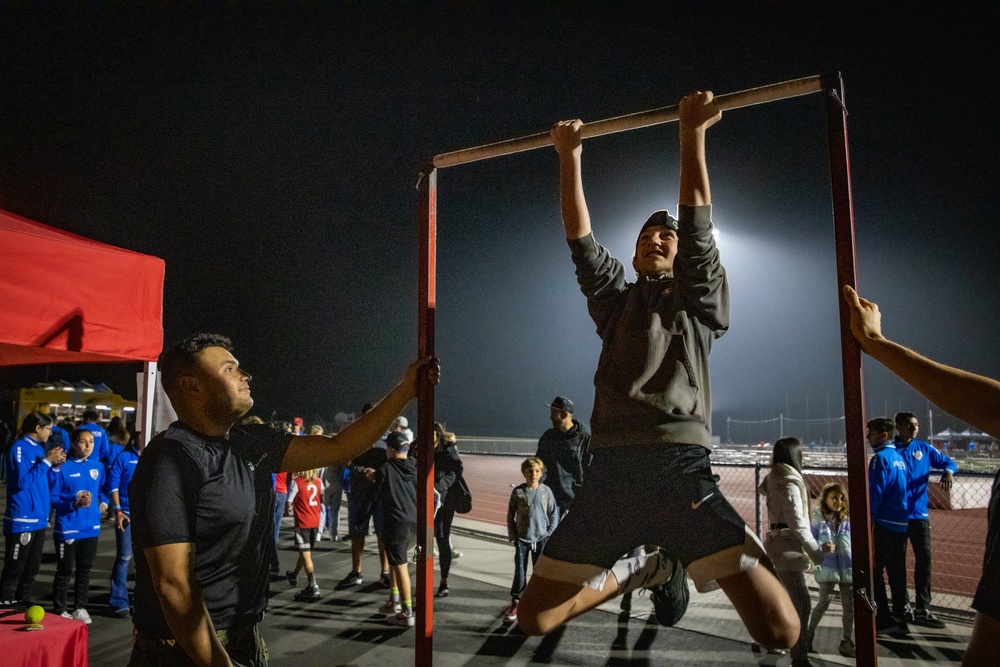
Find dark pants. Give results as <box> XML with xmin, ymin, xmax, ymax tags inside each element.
<box><xmin>271</xmin><ymin>491</ymin><xmax>287</xmax><ymax>570</ymax></box>
<box><xmin>0</xmin><ymin>528</ymin><xmax>47</xmax><ymax>603</ymax></box>
<box><xmin>434</xmin><ymin>508</ymin><xmax>456</xmax><ymax>580</ymax></box>
<box><xmin>873</xmin><ymin>523</ymin><xmax>908</xmax><ymax>624</ymax></box>
<box><xmin>128</xmin><ymin>623</ymin><xmax>268</xmax><ymax>667</ymax></box>
<box><xmin>53</xmin><ymin>536</ymin><xmax>99</xmax><ymax>612</ymax></box>
<box><xmin>907</xmin><ymin>518</ymin><xmax>933</xmax><ymax>611</ymax></box>
<box><xmin>510</xmin><ymin>538</ymin><xmax>547</xmax><ymax>600</ymax></box>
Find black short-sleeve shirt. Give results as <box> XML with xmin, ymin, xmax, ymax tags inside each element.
<box><xmin>130</xmin><ymin>422</ymin><xmax>292</xmax><ymax>637</ymax></box>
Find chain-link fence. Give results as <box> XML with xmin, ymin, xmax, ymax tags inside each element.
<box><xmin>454</xmin><ymin>437</ymin><xmax>993</xmax><ymax>619</ymax></box>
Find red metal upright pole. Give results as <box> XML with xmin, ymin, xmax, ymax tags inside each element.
<box><xmin>824</xmin><ymin>72</ymin><xmax>877</xmax><ymax>667</ymax></box>
<box><xmin>416</xmin><ymin>163</ymin><xmax>437</xmax><ymax>666</ymax></box>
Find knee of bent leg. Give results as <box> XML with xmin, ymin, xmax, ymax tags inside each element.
<box><xmin>515</xmin><ymin>598</ymin><xmax>556</xmax><ymax>637</ymax></box>
<box><xmin>752</xmin><ymin>602</ymin><xmax>800</xmax><ymax>649</ymax></box>
<box><xmin>516</xmin><ymin>613</ymin><xmax>553</xmax><ymax>637</ymax></box>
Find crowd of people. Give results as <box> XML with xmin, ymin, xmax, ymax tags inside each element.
<box><xmin>758</xmin><ymin>415</ymin><xmax>957</xmax><ymax>666</ymax></box>
<box><xmin>1</xmin><ymin>88</ymin><xmax>997</xmax><ymax>667</ymax></box>
<box><xmin>1</xmin><ymin>409</ymin><xmax>142</xmax><ymax>624</ymax></box>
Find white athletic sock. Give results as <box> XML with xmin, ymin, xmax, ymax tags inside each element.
<box><xmin>611</xmin><ymin>547</ymin><xmax>674</xmax><ymax>596</ymax></box>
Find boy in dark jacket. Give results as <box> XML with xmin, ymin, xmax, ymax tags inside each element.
<box><xmin>375</xmin><ymin>432</ymin><xmax>417</xmax><ymax>627</ymax></box>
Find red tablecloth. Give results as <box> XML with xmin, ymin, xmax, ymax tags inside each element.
<box><xmin>0</xmin><ymin>611</ymin><xmax>88</xmax><ymax>666</ymax></box>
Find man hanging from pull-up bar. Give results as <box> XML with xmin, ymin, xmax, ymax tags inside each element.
<box><xmin>517</xmin><ymin>91</ymin><xmax>800</xmax><ymax>653</ymax></box>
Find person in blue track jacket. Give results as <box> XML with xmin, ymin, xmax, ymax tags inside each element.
<box><xmin>49</xmin><ymin>428</ymin><xmax>108</xmax><ymax>623</ymax></box>
<box><xmin>1</xmin><ymin>411</ymin><xmax>66</xmax><ymax>607</ymax></box>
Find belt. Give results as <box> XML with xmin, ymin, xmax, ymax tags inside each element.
<box><xmin>770</xmin><ymin>523</ymin><xmax>788</xmax><ymax>529</ymax></box>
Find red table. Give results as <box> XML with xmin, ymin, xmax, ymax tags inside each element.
<box><xmin>0</xmin><ymin>611</ymin><xmax>88</xmax><ymax>666</ymax></box>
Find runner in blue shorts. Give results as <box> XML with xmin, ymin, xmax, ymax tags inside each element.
<box><xmin>518</xmin><ymin>92</ymin><xmax>799</xmax><ymax>653</ymax></box>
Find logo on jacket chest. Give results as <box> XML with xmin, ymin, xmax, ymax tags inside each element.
<box><xmin>913</xmin><ymin>450</ymin><xmax>923</xmax><ymax>461</ymax></box>
<box><xmin>90</xmin><ymin>469</ymin><xmax>100</xmax><ymax>480</ymax></box>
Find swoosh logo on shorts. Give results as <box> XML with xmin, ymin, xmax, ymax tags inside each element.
<box><xmin>691</xmin><ymin>492</ymin><xmax>714</xmax><ymax>510</ymax></box>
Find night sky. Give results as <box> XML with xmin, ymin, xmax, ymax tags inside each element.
<box><xmin>2</xmin><ymin>4</ymin><xmax>998</xmax><ymax>440</ymax></box>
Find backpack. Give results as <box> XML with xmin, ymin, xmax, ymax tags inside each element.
<box><xmin>448</xmin><ymin>474</ymin><xmax>472</xmax><ymax>514</ymax></box>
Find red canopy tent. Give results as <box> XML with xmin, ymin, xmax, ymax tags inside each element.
<box><xmin>0</xmin><ymin>208</ymin><xmax>165</xmax><ymax>441</ymax></box>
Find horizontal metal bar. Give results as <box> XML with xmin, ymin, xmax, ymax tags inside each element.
<box><xmin>432</xmin><ymin>74</ymin><xmax>826</xmax><ymax>169</ymax></box>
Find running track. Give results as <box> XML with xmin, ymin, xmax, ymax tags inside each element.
<box><xmin>458</xmin><ymin>453</ymin><xmax>987</xmax><ymax>605</ymax></box>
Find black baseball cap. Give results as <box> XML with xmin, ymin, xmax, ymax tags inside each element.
<box><xmin>637</xmin><ymin>210</ymin><xmax>679</xmax><ymax>240</ymax></box>
<box><xmin>385</xmin><ymin>431</ymin><xmax>410</xmax><ymax>452</ymax></box>
<box><xmin>546</xmin><ymin>396</ymin><xmax>574</xmax><ymax>413</ymax></box>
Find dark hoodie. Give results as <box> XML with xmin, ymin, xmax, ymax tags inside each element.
<box><xmin>375</xmin><ymin>456</ymin><xmax>417</xmax><ymax>540</ymax></box>
<box><xmin>536</xmin><ymin>419</ymin><xmax>591</xmax><ymax>509</ymax></box>
<box><xmin>567</xmin><ymin>204</ymin><xmax>728</xmax><ymax>449</ymax></box>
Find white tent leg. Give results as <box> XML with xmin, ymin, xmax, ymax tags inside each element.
<box><xmin>139</xmin><ymin>361</ymin><xmax>157</xmax><ymax>451</ymax></box>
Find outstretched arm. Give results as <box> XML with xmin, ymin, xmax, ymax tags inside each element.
<box><xmin>678</xmin><ymin>91</ymin><xmax>721</xmax><ymax>207</ymax></box>
<box><xmin>550</xmin><ymin>119</ymin><xmax>591</xmax><ymax>240</ymax></box>
<box><xmin>280</xmin><ymin>358</ymin><xmax>440</xmax><ymax>472</ymax></box>
<box><xmin>843</xmin><ymin>285</ymin><xmax>1000</xmax><ymax>438</ymax></box>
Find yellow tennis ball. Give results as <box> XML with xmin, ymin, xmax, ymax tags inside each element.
<box><xmin>25</xmin><ymin>605</ymin><xmax>45</xmax><ymax>624</ymax></box>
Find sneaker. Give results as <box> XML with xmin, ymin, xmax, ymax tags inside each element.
<box><xmin>838</xmin><ymin>638</ymin><xmax>856</xmax><ymax>657</ymax></box>
<box><xmin>648</xmin><ymin>557</ymin><xmax>689</xmax><ymax>627</ymax></box>
<box><xmin>111</xmin><ymin>607</ymin><xmax>131</xmax><ymax>619</ymax></box>
<box><xmin>434</xmin><ymin>585</ymin><xmax>450</xmax><ymax>598</ymax></box>
<box><xmin>380</xmin><ymin>598</ymin><xmax>402</xmax><ymax>614</ymax></box>
<box><xmin>503</xmin><ymin>601</ymin><xmax>518</xmax><ymax>623</ymax></box>
<box><xmin>903</xmin><ymin>605</ymin><xmax>915</xmax><ymax>624</ymax></box>
<box><xmin>59</xmin><ymin>611</ymin><xmax>73</xmax><ymax>619</ymax></box>
<box><xmin>285</xmin><ymin>570</ymin><xmax>298</xmax><ymax>587</ymax></box>
<box><xmin>295</xmin><ymin>584</ymin><xmax>321</xmax><ymax>601</ymax></box>
<box><xmin>337</xmin><ymin>571</ymin><xmax>363</xmax><ymax>587</ymax></box>
<box><xmin>912</xmin><ymin>609</ymin><xmax>947</xmax><ymax>629</ymax></box>
<box><xmin>378</xmin><ymin>571</ymin><xmax>391</xmax><ymax>588</ymax></box>
<box><xmin>451</xmin><ymin>549</ymin><xmax>463</xmax><ymax>559</ymax></box>
<box><xmin>387</xmin><ymin>611</ymin><xmax>415</xmax><ymax>628</ymax></box>
<box><xmin>71</xmin><ymin>608</ymin><xmax>93</xmax><ymax>624</ymax></box>
<box><xmin>876</xmin><ymin>618</ymin><xmax>909</xmax><ymax>637</ymax></box>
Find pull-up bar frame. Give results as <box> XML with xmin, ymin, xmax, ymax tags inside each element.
<box><xmin>415</xmin><ymin>72</ymin><xmax>875</xmax><ymax>666</ymax></box>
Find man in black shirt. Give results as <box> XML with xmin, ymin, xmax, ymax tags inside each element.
<box><xmin>128</xmin><ymin>333</ymin><xmax>438</xmax><ymax>667</ymax></box>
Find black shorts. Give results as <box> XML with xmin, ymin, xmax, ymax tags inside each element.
<box><xmin>542</xmin><ymin>443</ymin><xmax>754</xmax><ymax>588</ymax></box>
<box><xmin>383</xmin><ymin>533</ymin><xmax>413</xmax><ymax>567</ymax></box>
<box><xmin>293</xmin><ymin>527</ymin><xmax>318</xmax><ymax>552</ymax></box>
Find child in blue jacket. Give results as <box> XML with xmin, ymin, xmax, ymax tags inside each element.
<box><xmin>806</xmin><ymin>482</ymin><xmax>854</xmax><ymax>658</ymax></box>
<box><xmin>49</xmin><ymin>429</ymin><xmax>107</xmax><ymax>623</ymax></box>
